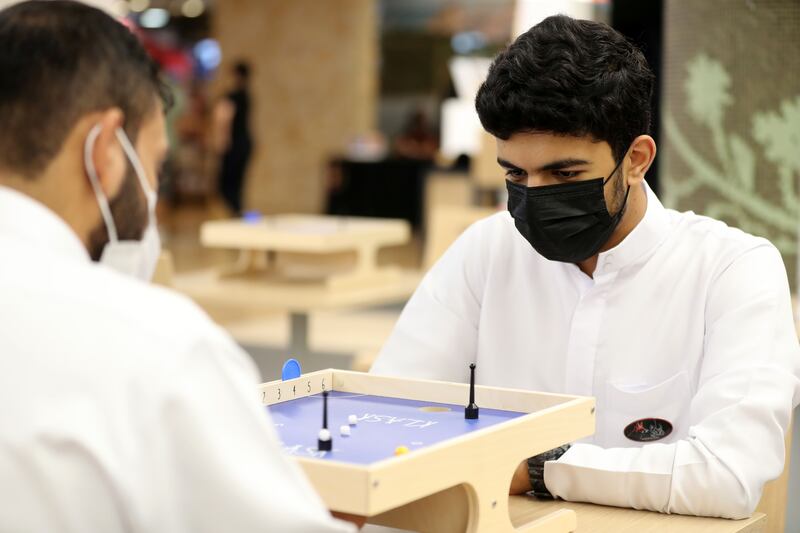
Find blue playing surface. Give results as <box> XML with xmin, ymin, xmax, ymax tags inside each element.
<box><xmin>268</xmin><ymin>391</ymin><xmax>525</xmax><ymax>465</ymax></box>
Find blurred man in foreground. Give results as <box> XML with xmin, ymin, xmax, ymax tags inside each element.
<box><xmin>0</xmin><ymin>2</ymin><xmax>355</xmax><ymax>531</ymax></box>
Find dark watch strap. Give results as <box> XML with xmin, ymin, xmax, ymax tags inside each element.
<box><xmin>527</xmin><ymin>444</ymin><xmax>571</xmax><ymax>499</ymax></box>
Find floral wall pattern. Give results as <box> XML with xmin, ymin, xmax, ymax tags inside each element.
<box><xmin>660</xmin><ymin>0</ymin><xmax>799</xmax><ymax>287</ymax></box>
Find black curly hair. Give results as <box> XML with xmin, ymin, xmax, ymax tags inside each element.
<box><xmin>475</xmin><ymin>15</ymin><xmax>654</xmax><ymax>164</ymax></box>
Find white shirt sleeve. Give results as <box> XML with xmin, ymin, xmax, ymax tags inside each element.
<box><xmin>370</xmin><ymin>221</ymin><xmax>486</xmax><ymax>381</ymax></box>
<box><xmin>545</xmin><ymin>245</ymin><xmax>800</xmax><ymax>519</ymax></box>
<box><xmin>155</xmin><ymin>333</ymin><xmax>355</xmax><ymax>533</ymax></box>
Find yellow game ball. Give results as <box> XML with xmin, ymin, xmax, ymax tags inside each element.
<box><xmin>394</xmin><ymin>446</ymin><xmax>410</xmax><ymax>456</ymax></box>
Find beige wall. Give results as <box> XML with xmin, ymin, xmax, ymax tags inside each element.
<box><xmin>213</xmin><ymin>0</ymin><xmax>377</xmax><ymax>214</ymax></box>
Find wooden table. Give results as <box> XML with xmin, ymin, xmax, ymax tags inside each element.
<box><xmin>200</xmin><ymin>214</ymin><xmax>412</xmax><ymax>289</ymax></box>
<box><xmin>175</xmin><ymin>215</ymin><xmax>419</xmax><ymax>365</ymax></box>
<box><xmin>364</xmin><ymin>486</ymin><xmax>766</xmax><ymax>533</ymax></box>
<box><xmin>264</xmin><ymin>370</ymin><xmax>766</xmax><ymax>533</ymax></box>
<box><xmin>508</xmin><ymin>497</ymin><xmax>766</xmax><ymax>533</ymax></box>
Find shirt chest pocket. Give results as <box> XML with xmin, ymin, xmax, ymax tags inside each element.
<box><xmin>600</xmin><ymin>371</ymin><xmax>691</xmax><ymax>448</ymax></box>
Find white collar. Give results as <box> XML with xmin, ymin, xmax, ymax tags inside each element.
<box><xmin>594</xmin><ymin>182</ymin><xmax>672</xmax><ymax>275</ymax></box>
<box><xmin>0</xmin><ymin>185</ymin><xmax>90</xmax><ymax>263</ymax></box>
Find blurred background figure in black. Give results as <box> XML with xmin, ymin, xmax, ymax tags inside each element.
<box><xmin>214</xmin><ymin>60</ymin><xmax>252</xmax><ymax>215</ymax></box>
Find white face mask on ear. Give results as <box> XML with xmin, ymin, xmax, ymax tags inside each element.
<box><xmin>84</xmin><ymin>124</ymin><xmax>162</xmax><ymax>281</ymax></box>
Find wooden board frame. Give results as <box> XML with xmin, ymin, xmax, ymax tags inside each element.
<box><xmin>260</xmin><ymin>369</ymin><xmax>595</xmax><ymax>532</ymax></box>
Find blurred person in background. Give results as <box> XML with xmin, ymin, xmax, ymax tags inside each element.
<box><xmin>0</xmin><ymin>2</ymin><xmax>355</xmax><ymax>531</ymax></box>
<box><xmin>393</xmin><ymin>108</ymin><xmax>438</xmax><ymax>161</ymax></box>
<box><xmin>213</xmin><ymin>60</ymin><xmax>253</xmax><ymax>216</ymax></box>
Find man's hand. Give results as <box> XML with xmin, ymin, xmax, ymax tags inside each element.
<box><xmin>509</xmin><ymin>459</ymin><xmax>533</xmax><ymax>495</ymax></box>
<box><xmin>331</xmin><ymin>511</ymin><xmax>367</xmax><ymax>529</ymax></box>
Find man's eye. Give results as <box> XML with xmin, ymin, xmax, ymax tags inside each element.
<box><xmin>553</xmin><ymin>170</ymin><xmax>580</xmax><ymax>179</ymax></box>
<box><xmin>505</xmin><ymin>169</ymin><xmax>526</xmax><ymax>180</ymax></box>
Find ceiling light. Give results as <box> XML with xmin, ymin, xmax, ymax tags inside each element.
<box><xmin>139</xmin><ymin>7</ymin><xmax>169</xmax><ymax>28</ymax></box>
<box><xmin>181</xmin><ymin>0</ymin><xmax>205</xmax><ymax>18</ymax></box>
<box><xmin>128</xmin><ymin>0</ymin><xmax>149</xmax><ymax>13</ymax></box>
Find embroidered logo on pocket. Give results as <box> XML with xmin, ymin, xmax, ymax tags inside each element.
<box><xmin>624</xmin><ymin>418</ymin><xmax>673</xmax><ymax>442</ymax></box>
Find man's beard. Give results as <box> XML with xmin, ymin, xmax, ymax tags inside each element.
<box><xmin>609</xmin><ymin>165</ymin><xmax>629</xmax><ymax>219</ymax></box>
<box><xmin>88</xmin><ymin>165</ymin><xmax>148</xmax><ymax>261</ymax></box>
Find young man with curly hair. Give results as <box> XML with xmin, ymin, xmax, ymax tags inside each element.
<box><xmin>372</xmin><ymin>15</ymin><xmax>800</xmax><ymax>519</ymax></box>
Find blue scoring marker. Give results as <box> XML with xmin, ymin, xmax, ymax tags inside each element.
<box><xmin>281</xmin><ymin>358</ymin><xmax>302</xmax><ymax>381</ymax></box>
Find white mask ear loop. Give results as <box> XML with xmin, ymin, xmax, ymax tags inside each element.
<box><xmin>114</xmin><ymin>128</ymin><xmax>156</xmax><ymax>214</ymax></box>
<box><xmin>84</xmin><ymin>124</ymin><xmax>119</xmax><ymax>243</ymax></box>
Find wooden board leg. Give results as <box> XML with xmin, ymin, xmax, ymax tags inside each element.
<box><xmin>470</xmin><ymin>482</ymin><xmax>576</xmax><ymax>533</ymax></box>
<box><xmin>368</xmin><ymin>484</ymin><xmax>576</xmax><ymax>533</ymax></box>
<box><xmin>368</xmin><ymin>485</ymin><xmax>469</xmax><ymax>533</ymax></box>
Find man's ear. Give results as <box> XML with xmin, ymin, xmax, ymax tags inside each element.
<box><xmin>85</xmin><ymin>108</ymin><xmax>126</xmax><ymax>199</ymax></box>
<box><xmin>625</xmin><ymin>134</ymin><xmax>656</xmax><ymax>186</ymax></box>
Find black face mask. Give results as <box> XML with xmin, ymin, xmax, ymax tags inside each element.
<box><xmin>506</xmin><ymin>159</ymin><xmax>629</xmax><ymax>263</ymax></box>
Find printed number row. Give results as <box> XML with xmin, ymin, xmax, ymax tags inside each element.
<box><xmin>262</xmin><ymin>377</ymin><xmax>326</xmax><ymax>403</ymax></box>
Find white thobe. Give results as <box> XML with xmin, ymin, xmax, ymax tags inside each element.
<box><xmin>0</xmin><ymin>186</ymin><xmax>353</xmax><ymax>532</ymax></box>
<box><xmin>372</xmin><ymin>183</ymin><xmax>800</xmax><ymax>519</ymax></box>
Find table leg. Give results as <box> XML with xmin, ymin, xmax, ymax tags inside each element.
<box><xmin>289</xmin><ymin>312</ymin><xmax>310</xmax><ymax>353</ymax></box>
<box><xmin>238</xmin><ymin>313</ymin><xmax>355</xmax><ymax>379</ymax></box>
<box><xmin>224</xmin><ymin>249</ymin><xmax>271</xmax><ymax>276</ymax></box>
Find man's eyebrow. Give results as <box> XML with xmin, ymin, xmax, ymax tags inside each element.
<box><xmin>537</xmin><ymin>158</ymin><xmax>591</xmax><ymax>172</ymax></box>
<box><xmin>497</xmin><ymin>157</ymin><xmax>522</xmax><ymax>170</ymax></box>
<box><xmin>496</xmin><ymin>157</ymin><xmax>592</xmax><ymax>172</ymax></box>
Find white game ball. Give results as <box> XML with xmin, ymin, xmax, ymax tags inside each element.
<box><xmin>340</xmin><ymin>425</ymin><xmax>351</xmax><ymax>436</ymax></box>
<box><xmin>348</xmin><ymin>415</ymin><xmax>358</xmax><ymax>426</ymax></box>
<box><xmin>318</xmin><ymin>428</ymin><xmax>331</xmax><ymax>441</ymax></box>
